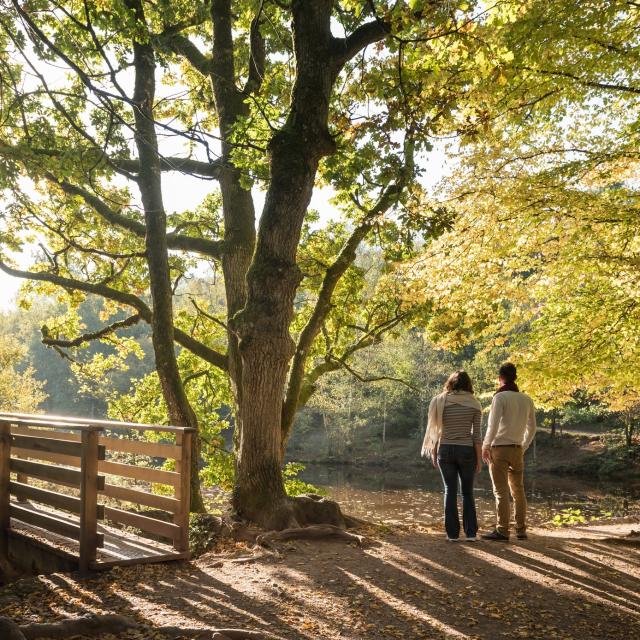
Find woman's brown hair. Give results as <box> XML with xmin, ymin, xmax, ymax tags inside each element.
<box><xmin>443</xmin><ymin>370</ymin><xmax>474</xmax><ymax>394</ymax></box>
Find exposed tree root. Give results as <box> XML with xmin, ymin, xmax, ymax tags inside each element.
<box><xmin>0</xmin><ymin>614</ymin><xmax>136</xmax><ymax>640</ymax></box>
<box><xmin>257</xmin><ymin>524</ymin><xmax>365</xmax><ymax>548</ymax></box>
<box><xmin>226</xmin><ymin>547</ymin><xmax>282</xmax><ymax>563</ymax></box>
<box><xmin>261</xmin><ymin>493</ymin><xmax>358</xmax><ymax>531</ymax></box>
<box><xmin>189</xmin><ymin>495</ymin><xmax>370</xmax><ymax>563</ymax></box>
<box><xmin>343</xmin><ymin>513</ymin><xmax>368</xmax><ymax>528</ymax></box>
<box><xmin>0</xmin><ymin>613</ymin><xmax>276</xmax><ymax>640</ymax></box>
<box><xmin>229</xmin><ymin>493</ymin><xmax>371</xmax><ymax>549</ymax></box>
<box><xmin>289</xmin><ymin>493</ymin><xmax>349</xmax><ymax>527</ymax></box>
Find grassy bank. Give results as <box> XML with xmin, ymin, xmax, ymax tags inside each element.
<box><xmin>534</xmin><ymin>430</ymin><xmax>640</xmax><ymax>479</ymax></box>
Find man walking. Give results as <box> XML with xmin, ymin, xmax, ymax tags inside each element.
<box><xmin>481</xmin><ymin>363</ymin><xmax>536</xmax><ymax>541</ymax></box>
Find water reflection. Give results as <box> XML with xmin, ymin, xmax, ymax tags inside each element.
<box><xmin>300</xmin><ymin>463</ymin><xmax>640</xmax><ymax>527</ymax></box>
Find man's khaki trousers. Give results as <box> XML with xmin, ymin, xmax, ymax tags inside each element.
<box><xmin>488</xmin><ymin>446</ymin><xmax>527</xmax><ymax>536</ymax></box>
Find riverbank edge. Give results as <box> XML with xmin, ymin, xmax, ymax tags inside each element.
<box><xmin>289</xmin><ymin>431</ymin><xmax>640</xmax><ymax>481</ymax></box>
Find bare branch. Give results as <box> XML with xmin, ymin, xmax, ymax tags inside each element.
<box><xmin>0</xmin><ymin>260</ymin><xmax>228</xmax><ymax>371</ymax></box>
<box><xmin>297</xmin><ymin>310</ymin><xmax>411</xmax><ymax>410</ymax></box>
<box><xmin>116</xmin><ymin>155</ymin><xmax>225</xmax><ymax>179</ymax></box>
<box><xmin>82</xmin><ymin>0</ymin><xmax>129</xmax><ymax>99</ymax></box>
<box><xmin>41</xmin><ymin>314</ymin><xmax>142</xmax><ymax>348</ymax></box>
<box><xmin>11</xmin><ymin>0</ymin><xmax>134</xmax><ymax>106</ymax></box>
<box><xmin>191</xmin><ymin>298</ymin><xmax>232</xmax><ymax>334</ymax></box>
<box><xmin>332</xmin><ymin>357</ymin><xmax>419</xmax><ymax>392</ymax></box>
<box><xmin>517</xmin><ymin>65</ymin><xmax>640</xmax><ymax>95</ymax></box>
<box><xmin>0</xmin><ymin>259</ymin><xmax>151</xmax><ymax>316</ymax></box>
<box><xmin>0</xmin><ymin>141</ymin><xmax>225</xmax><ymax>180</ymax></box>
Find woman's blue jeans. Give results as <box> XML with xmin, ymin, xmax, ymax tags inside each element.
<box><xmin>437</xmin><ymin>444</ymin><xmax>478</xmax><ymax>539</ymax></box>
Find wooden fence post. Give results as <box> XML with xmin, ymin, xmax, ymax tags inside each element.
<box><xmin>0</xmin><ymin>422</ymin><xmax>10</xmax><ymax>562</ymax></box>
<box><xmin>173</xmin><ymin>430</ymin><xmax>192</xmax><ymax>553</ymax></box>
<box><xmin>16</xmin><ymin>452</ymin><xmax>28</xmax><ymax>502</ymax></box>
<box><xmin>79</xmin><ymin>428</ymin><xmax>100</xmax><ymax>573</ymax></box>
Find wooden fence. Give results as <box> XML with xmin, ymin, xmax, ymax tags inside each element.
<box><xmin>0</xmin><ymin>412</ymin><xmax>193</xmax><ymax>571</ymax></box>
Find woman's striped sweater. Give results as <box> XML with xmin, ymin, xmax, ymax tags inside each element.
<box><xmin>439</xmin><ymin>402</ymin><xmax>482</xmax><ymax>447</ymax></box>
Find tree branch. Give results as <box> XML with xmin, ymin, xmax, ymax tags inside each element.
<box><xmin>297</xmin><ymin>310</ymin><xmax>411</xmax><ymax>410</ymax></box>
<box><xmin>518</xmin><ymin>65</ymin><xmax>640</xmax><ymax>95</ymax></box>
<box><xmin>115</xmin><ymin>155</ymin><xmax>225</xmax><ymax>179</ymax></box>
<box><xmin>11</xmin><ymin>1</ymin><xmax>134</xmax><ymax>106</ymax></box>
<box><xmin>0</xmin><ymin>260</ymin><xmax>152</xmax><ymax>316</ymax></box>
<box><xmin>0</xmin><ymin>143</ymin><xmax>225</xmax><ymax>181</ymax></box>
<box><xmin>281</xmin><ymin>135</ymin><xmax>415</xmax><ymax>446</ymax></box>
<box><xmin>159</xmin><ymin>33</ymin><xmax>212</xmax><ymax>76</ymax></box>
<box><xmin>333</xmin><ymin>18</ymin><xmax>391</xmax><ymax>67</ymax></box>
<box><xmin>0</xmin><ymin>261</ymin><xmax>228</xmax><ymax>371</ymax></box>
<box><xmin>53</xmin><ymin>178</ymin><xmax>225</xmax><ymax>260</ymax></box>
<box><xmin>41</xmin><ymin>314</ymin><xmax>142</xmax><ymax>348</ymax></box>
<box><xmin>243</xmin><ymin>4</ymin><xmax>266</xmax><ymax>95</ymax></box>
<box><xmin>173</xmin><ymin>327</ymin><xmax>228</xmax><ymax>371</ymax></box>
<box><xmin>331</xmin><ymin>357</ymin><xmax>419</xmax><ymax>392</ymax></box>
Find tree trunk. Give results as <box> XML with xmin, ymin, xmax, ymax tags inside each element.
<box><xmin>624</xmin><ymin>412</ymin><xmax>634</xmax><ymax>448</ymax></box>
<box><xmin>382</xmin><ymin>396</ymin><xmax>387</xmax><ymax>457</ymax></box>
<box><xmin>231</xmin><ymin>1</ymin><xmax>341</xmax><ymax>527</ymax></box>
<box><xmin>203</xmin><ymin>0</ymin><xmax>390</xmax><ymax>526</ymax></box>
<box><xmin>208</xmin><ymin>0</ymin><xmax>257</xmax><ymax>464</ymax></box>
<box><xmin>127</xmin><ymin>0</ymin><xmax>205</xmax><ymax>512</ymax></box>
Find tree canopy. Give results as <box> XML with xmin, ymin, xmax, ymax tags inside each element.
<box><xmin>409</xmin><ymin>0</ymin><xmax>640</xmax><ymax>411</ymax></box>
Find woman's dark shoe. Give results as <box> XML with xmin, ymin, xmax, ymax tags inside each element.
<box><xmin>481</xmin><ymin>530</ymin><xmax>509</xmax><ymax>541</ymax></box>
<box><xmin>516</xmin><ymin>530</ymin><xmax>528</xmax><ymax>540</ymax></box>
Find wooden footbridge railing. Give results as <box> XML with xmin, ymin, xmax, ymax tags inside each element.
<box><xmin>0</xmin><ymin>412</ymin><xmax>193</xmax><ymax>572</ymax></box>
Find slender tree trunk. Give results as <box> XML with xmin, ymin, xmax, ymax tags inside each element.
<box><xmin>127</xmin><ymin>0</ymin><xmax>205</xmax><ymax>512</ymax></box>
<box><xmin>208</xmin><ymin>0</ymin><xmax>256</xmax><ymax>411</ymax></box>
<box><xmin>624</xmin><ymin>411</ymin><xmax>634</xmax><ymax>448</ymax></box>
<box><xmin>382</xmin><ymin>396</ymin><xmax>387</xmax><ymax>457</ymax></box>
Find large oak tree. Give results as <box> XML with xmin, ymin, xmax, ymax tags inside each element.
<box><xmin>0</xmin><ymin>0</ymin><xmax>517</xmax><ymax>526</ymax></box>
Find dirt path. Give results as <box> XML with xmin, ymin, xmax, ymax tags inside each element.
<box><xmin>1</xmin><ymin>521</ymin><xmax>638</xmax><ymax>640</ymax></box>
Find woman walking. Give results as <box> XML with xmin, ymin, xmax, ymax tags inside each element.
<box><xmin>422</xmin><ymin>371</ymin><xmax>483</xmax><ymax>541</ymax></box>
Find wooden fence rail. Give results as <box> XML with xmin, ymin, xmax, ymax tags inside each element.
<box><xmin>0</xmin><ymin>412</ymin><xmax>193</xmax><ymax>571</ymax></box>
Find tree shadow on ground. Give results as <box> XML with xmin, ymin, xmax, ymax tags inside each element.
<box><xmin>3</xmin><ymin>529</ymin><xmax>639</xmax><ymax>639</ymax></box>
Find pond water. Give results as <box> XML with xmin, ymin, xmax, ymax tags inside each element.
<box><xmin>299</xmin><ymin>463</ymin><xmax>640</xmax><ymax>528</ymax></box>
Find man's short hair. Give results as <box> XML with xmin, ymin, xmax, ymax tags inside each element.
<box><xmin>499</xmin><ymin>362</ymin><xmax>517</xmax><ymax>383</ymax></box>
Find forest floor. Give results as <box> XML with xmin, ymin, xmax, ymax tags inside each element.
<box><xmin>1</xmin><ymin>518</ymin><xmax>639</xmax><ymax>640</ymax></box>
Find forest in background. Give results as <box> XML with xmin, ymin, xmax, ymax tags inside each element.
<box><xmin>2</xmin><ymin>277</ymin><xmax>636</xmax><ymax>486</ymax></box>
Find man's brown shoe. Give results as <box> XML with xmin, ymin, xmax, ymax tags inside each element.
<box><xmin>516</xmin><ymin>530</ymin><xmax>528</xmax><ymax>540</ymax></box>
<box><xmin>481</xmin><ymin>530</ymin><xmax>509</xmax><ymax>541</ymax></box>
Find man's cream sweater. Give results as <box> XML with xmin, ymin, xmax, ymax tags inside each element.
<box><xmin>483</xmin><ymin>390</ymin><xmax>536</xmax><ymax>451</ymax></box>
